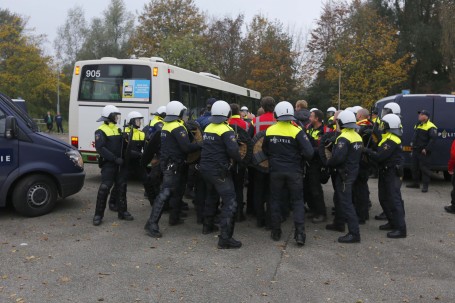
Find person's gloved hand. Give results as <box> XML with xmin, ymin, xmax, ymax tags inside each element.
<box><xmin>115</xmin><ymin>158</ymin><xmax>123</xmax><ymax>165</ymax></box>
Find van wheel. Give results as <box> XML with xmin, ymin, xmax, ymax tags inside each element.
<box><xmin>443</xmin><ymin>171</ymin><xmax>452</xmax><ymax>182</ymax></box>
<box><xmin>12</xmin><ymin>175</ymin><xmax>58</xmax><ymax>217</ymax></box>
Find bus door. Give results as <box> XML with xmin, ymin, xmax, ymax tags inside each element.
<box><xmin>0</xmin><ymin>107</ymin><xmax>19</xmax><ymax>191</ymax></box>
<box><xmin>180</xmin><ymin>83</ymin><xmax>198</xmax><ymax>120</ymax></box>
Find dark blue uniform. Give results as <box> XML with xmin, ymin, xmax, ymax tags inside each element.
<box><xmin>94</xmin><ymin>122</ymin><xmax>123</xmax><ymax>221</ymax></box>
<box><xmin>327</xmin><ymin>128</ymin><xmax>363</xmax><ymax>240</ymax></box>
<box><xmin>365</xmin><ymin>132</ymin><xmax>406</xmax><ymax>235</ymax></box>
<box><xmin>145</xmin><ymin>120</ymin><xmax>200</xmax><ymax>237</ymax></box>
<box><xmin>305</xmin><ymin>124</ymin><xmax>326</xmax><ymax>218</ymax></box>
<box><xmin>263</xmin><ymin>121</ymin><xmax>313</xmax><ymax>242</ymax></box>
<box><xmin>199</xmin><ymin>122</ymin><xmax>241</xmax><ymax>242</ymax></box>
<box><xmin>142</xmin><ymin>116</ymin><xmax>164</xmax><ymax>204</ymax></box>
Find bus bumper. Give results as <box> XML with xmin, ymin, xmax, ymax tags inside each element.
<box><xmin>59</xmin><ymin>172</ymin><xmax>86</xmax><ymax>198</ymax></box>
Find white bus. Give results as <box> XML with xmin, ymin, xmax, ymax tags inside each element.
<box><xmin>68</xmin><ymin>57</ymin><xmax>261</xmax><ymax>163</ymax></box>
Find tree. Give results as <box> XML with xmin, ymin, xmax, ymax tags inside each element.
<box><xmin>241</xmin><ymin>16</ymin><xmax>298</xmax><ymax>101</ymax></box>
<box><xmin>130</xmin><ymin>0</ymin><xmax>206</xmax><ymax>57</ymax></box>
<box><xmin>54</xmin><ymin>5</ymin><xmax>88</xmax><ymax>66</ymax></box>
<box><xmin>203</xmin><ymin>15</ymin><xmax>245</xmax><ymax>83</ymax></box>
<box><xmin>439</xmin><ymin>0</ymin><xmax>455</xmax><ymax>90</ymax></box>
<box><xmin>325</xmin><ymin>1</ymin><xmax>412</xmax><ymax>108</ymax></box>
<box><xmin>78</xmin><ymin>0</ymin><xmax>135</xmax><ymax>59</ymax></box>
<box><xmin>0</xmin><ymin>9</ymin><xmax>58</xmax><ymax>117</ymax></box>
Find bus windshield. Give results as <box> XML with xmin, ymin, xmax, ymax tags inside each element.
<box><xmin>78</xmin><ymin>64</ymin><xmax>152</xmax><ymax>103</ymax></box>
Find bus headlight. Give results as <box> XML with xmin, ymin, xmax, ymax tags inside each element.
<box><xmin>66</xmin><ymin>149</ymin><xmax>84</xmax><ymax>169</ymax></box>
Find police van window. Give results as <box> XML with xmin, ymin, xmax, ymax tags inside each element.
<box><xmin>78</xmin><ymin>64</ymin><xmax>151</xmax><ymax>103</ymax></box>
<box><xmin>0</xmin><ymin>108</ymin><xmax>6</xmax><ymax>136</ymax></box>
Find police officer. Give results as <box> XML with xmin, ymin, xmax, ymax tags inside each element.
<box><xmin>107</xmin><ymin>111</ymin><xmax>145</xmax><ymax>218</ymax></box>
<box><xmin>305</xmin><ymin>109</ymin><xmax>327</xmax><ymax>223</ymax></box>
<box><xmin>263</xmin><ymin>101</ymin><xmax>313</xmax><ymax>246</ymax></box>
<box><xmin>364</xmin><ymin>114</ymin><xmax>407</xmax><ymax>238</ymax></box>
<box><xmin>145</xmin><ymin>101</ymin><xmax>201</xmax><ymax>238</ymax></box>
<box><xmin>93</xmin><ymin>105</ymin><xmax>124</xmax><ymax>226</ymax></box>
<box><xmin>325</xmin><ymin>106</ymin><xmax>337</xmax><ymax>132</ymax></box>
<box><xmin>407</xmin><ymin>109</ymin><xmax>437</xmax><ymax>192</ymax></box>
<box><xmin>199</xmin><ymin>100</ymin><xmax>242</xmax><ymax>249</ymax></box>
<box><xmin>353</xmin><ymin>108</ymin><xmax>374</xmax><ymax>223</ymax></box>
<box><xmin>326</xmin><ymin>110</ymin><xmax>363</xmax><ymax>243</ymax></box>
<box><xmin>142</xmin><ymin>106</ymin><xmax>166</xmax><ymax>205</ymax></box>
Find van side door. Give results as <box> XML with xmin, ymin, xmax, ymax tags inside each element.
<box><xmin>0</xmin><ymin>107</ymin><xmax>20</xmax><ymax>204</ymax></box>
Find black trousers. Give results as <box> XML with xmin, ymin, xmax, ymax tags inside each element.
<box><xmin>304</xmin><ymin>162</ymin><xmax>326</xmax><ymax>216</ymax></box>
<box><xmin>253</xmin><ymin>170</ymin><xmax>271</xmax><ymax>225</ymax></box>
<box><xmin>95</xmin><ymin>162</ymin><xmax>121</xmax><ymax>217</ymax></box>
<box><xmin>353</xmin><ymin>167</ymin><xmax>370</xmax><ymax>221</ymax></box>
<box><xmin>148</xmin><ymin>167</ymin><xmax>184</xmax><ymax>225</ymax></box>
<box><xmin>378</xmin><ymin>168</ymin><xmax>406</xmax><ymax>232</ymax></box>
<box><xmin>231</xmin><ymin>165</ymin><xmax>246</xmax><ymax>212</ymax></box>
<box><xmin>333</xmin><ymin>174</ymin><xmax>360</xmax><ymax>237</ymax></box>
<box><xmin>270</xmin><ymin>172</ymin><xmax>305</xmax><ymax>230</ymax></box>
<box><xmin>143</xmin><ymin>163</ymin><xmax>162</xmax><ymax>205</ymax></box>
<box><xmin>411</xmin><ymin>150</ymin><xmax>432</xmax><ymax>186</ymax></box>
<box><xmin>201</xmin><ymin>170</ymin><xmax>237</xmax><ymax>238</ymax></box>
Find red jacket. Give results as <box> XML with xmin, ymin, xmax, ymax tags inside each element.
<box><xmin>228</xmin><ymin>115</ymin><xmax>250</xmax><ymax>131</ymax></box>
<box><xmin>448</xmin><ymin>139</ymin><xmax>455</xmax><ymax>172</ymax></box>
<box><xmin>253</xmin><ymin>112</ymin><xmax>276</xmax><ymax>135</ymax></box>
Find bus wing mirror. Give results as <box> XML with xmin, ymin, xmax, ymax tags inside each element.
<box><xmin>5</xmin><ymin>116</ymin><xmax>18</xmax><ymax>139</ymax></box>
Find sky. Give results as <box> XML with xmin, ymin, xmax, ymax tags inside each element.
<box><xmin>2</xmin><ymin>0</ymin><xmax>324</xmax><ymax>56</ymax></box>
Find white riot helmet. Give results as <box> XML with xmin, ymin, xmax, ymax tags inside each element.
<box><xmin>327</xmin><ymin>106</ymin><xmax>336</xmax><ymax>117</ymax></box>
<box><xmin>127</xmin><ymin>111</ymin><xmax>143</xmax><ymax>128</ymax></box>
<box><xmin>381</xmin><ymin>113</ymin><xmax>402</xmax><ymax>137</ymax></box>
<box><xmin>382</xmin><ymin>102</ymin><xmax>401</xmax><ymax>117</ymax></box>
<box><xmin>97</xmin><ymin>105</ymin><xmax>120</xmax><ymax>123</ymax></box>
<box><xmin>352</xmin><ymin>105</ymin><xmax>363</xmax><ymax>114</ymax></box>
<box><xmin>209</xmin><ymin>100</ymin><xmax>231</xmax><ymax>123</ymax></box>
<box><xmin>337</xmin><ymin>110</ymin><xmax>359</xmax><ymax>129</ymax></box>
<box><xmin>310</xmin><ymin>107</ymin><xmax>319</xmax><ymax>112</ymax></box>
<box><xmin>164</xmin><ymin>101</ymin><xmax>187</xmax><ymax>122</ymax></box>
<box><xmin>153</xmin><ymin>105</ymin><xmax>167</xmax><ymax>117</ymax></box>
<box><xmin>274</xmin><ymin>101</ymin><xmax>295</xmax><ymax>121</ymax></box>
<box><xmin>240</xmin><ymin>106</ymin><xmax>248</xmax><ymax>112</ymax></box>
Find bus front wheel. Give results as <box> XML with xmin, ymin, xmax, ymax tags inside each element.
<box><xmin>12</xmin><ymin>175</ymin><xmax>58</xmax><ymax>217</ymax></box>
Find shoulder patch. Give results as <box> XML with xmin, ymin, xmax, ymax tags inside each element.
<box><xmin>180</xmin><ymin>130</ymin><xmax>187</xmax><ymax>137</ymax></box>
<box><xmin>95</xmin><ymin>133</ymin><xmax>101</xmax><ymax>141</ymax></box>
<box><xmin>383</xmin><ymin>143</ymin><xmax>389</xmax><ymax>150</ymax></box>
<box><xmin>337</xmin><ymin>141</ymin><xmax>345</xmax><ymax>149</ymax></box>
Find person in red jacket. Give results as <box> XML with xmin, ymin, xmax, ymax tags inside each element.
<box><xmin>228</xmin><ymin>103</ymin><xmax>251</xmax><ymax>221</ymax></box>
<box><xmin>252</xmin><ymin>96</ymin><xmax>276</xmax><ymax>228</ymax></box>
<box><xmin>444</xmin><ymin>139</ymin><xmax>455</xmax><ymax>214</ymax></box>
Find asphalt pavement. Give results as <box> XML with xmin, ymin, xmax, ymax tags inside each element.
<box><xmin>1</xmin><ymin>133</ymin><xmax>454</xmax><ymax>302</ymax></box>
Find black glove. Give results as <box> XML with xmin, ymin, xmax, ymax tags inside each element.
<box><xmin>324</xmin><ymin>137</ymin><xmax>336</xmax><ymax>148</ymax></box>
<box><xmin>363</xmin><ymin>128</ymin><xmax>373</xmax><ymax>135</ymax></box>
<box><xmin>115</xmin><ymin>158</ymin><xmax>123</xmax><ymax>165</ymax></box>
<box><xmin>363</xmin><ymin>148</ymin><xmax>373</xmax><ymax>155</ymax></box>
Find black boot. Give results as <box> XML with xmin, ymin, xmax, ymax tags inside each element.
<box><xmin>374</xmin><ymin>212</ymin><xmax>387</xmax><ymax>221</ymax></box>
<box><xmin>118</xmin><ymin>211</ymin><xmax>134</xmax><ymax>220</ymax></box>
<box><xmin>294</xmin><ymin>224</ymin><xmax>306</xmax><ymax>246</ymax></box>
<box><xmin>325</xmin><ymin>222</ymin><xmax>345</xmax><ymax>232</ymax></box>
<box><xmin>93</xmin><ymin>215</ymin><xmax>102</xmax><ymax>226</ymax></box>
<box><xmin>338</xmin><ymin>233</ymin><xmax>360</xmax><ymax>243</ymax></box>
<box><xmin>117</xmin><ymin>193</ymin><xmax>134</xmax><ymax>220</ymax></box>
<box><xmin>379</xmin><ymin>222</ymin><xmax>394</xmax><ymax>230</ymax></box>
<box><xmin>108</xmin><ymin>186</ymin><xmax>118</xmax><ymax>211</ymax></box>
<box><xmin>271</xmin><ymin>229</ymin><xmax>282</xmax><ymax>241</ymax></box>
<box><xmin>145</xmin><ymin>189</ymin><xmax>169</xmax><ymax>237</ymax></box>
<box><xmin>217</xmin><ymin>218</ymin><xmax>242</xmax><ymax>249</ymax></box>
<box><xmin>146</xmin><ymin>222</ymin><xmax>162</xmax><ymax>238</ymax></box>
<box><xmin>387</xmin><ymin>229</ymin><xmax>407</xmax><ymax>238</ymax></box>
<box><xmin>202</xmin><ymin>217</ymin><xmax>219</xmax><ymax>234</ymax></box>
<box><xmin>93</xmin><ymin>184</ymin><xmax>109</xmax><ymax>226</ymax></box>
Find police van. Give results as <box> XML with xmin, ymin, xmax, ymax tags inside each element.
<box><xmin>0</xmin><ymin>92</ymin><xmax>85</xmax><ymax>216</ymax></box>
<box><xmin>375</xmin><ymin>94</ymin><xmax>455</xmax><ymax>180</ymax></box>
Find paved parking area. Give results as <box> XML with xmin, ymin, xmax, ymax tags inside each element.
<box><xmin>1</xmin><ymin>159</ymin><xmax>455</xmax><ymax>302</ymax></box>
